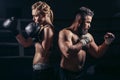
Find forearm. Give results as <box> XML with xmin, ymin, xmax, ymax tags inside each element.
<box><xmin>67</xmin><ymin>42</ymin><xmax>83</xmax><ymax>54</ymax></box>
<box><xmin>16</xmin><ymin>34</ymin><xmax>33</xmax><ymax>47</ymax></box>
<box><xmin>97</xmin><ymin>32</ymin><xmax>115</xmax><ymax>57</ymax></box>
<box><xmin>97</xmin><ymin>42</ymin><xmax>109</xmax><ymax>57</ymax></box>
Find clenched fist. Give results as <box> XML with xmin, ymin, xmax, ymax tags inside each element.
<box><xmin>80</xmin><ymin>35</ymin><xmax>91</xmax><ymax>46</ymax></box>
<box><xmin>104</xmin><ymin>32</ymin><xmax>115</xmax><ymax>45</ymax></box>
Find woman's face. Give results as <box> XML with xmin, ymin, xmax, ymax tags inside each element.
<box><xmin>32</xmin><ymin>9</ymin><xmax>45</xmax><ymax>24</ymax></box>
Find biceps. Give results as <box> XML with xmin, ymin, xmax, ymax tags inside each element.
<box><xmin>16</xmin><ymin>34</ymin><xmax>33</xmax><ymax>47</ymax></box>
<box><xmin>88</xmin><ymin>41</ymin><xmax>98</xmax><ymax>57</ymax></box>
<box><xmin>59</xmin><ymin>40</ymin><xmax>69</xmax><ymax>52</ymax></box>
<box><xmin>58</xmin><ymin>38</ymin><xmax>72</xmax><ymax>57</ymax></box>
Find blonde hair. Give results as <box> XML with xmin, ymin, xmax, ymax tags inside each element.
<box><xmin>32</xmin><ymin>1</ymin><xmax>53</xmax><ymax>22</ymax></box>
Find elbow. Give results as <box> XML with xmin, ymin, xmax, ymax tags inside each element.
<box><xmin>22</xmin><ymin>44</ymin><xmax>29</xmax><ymax>48</ymax></box>
<box><xmin>22</xmin><ymin>39</ymin><xmax>33</xmax><ymax>48</ymax></box>
<box><xmin>64</xmin><ymin>54</ymin><xmax>71</xmax><ymax>59</ymax></box>
<box><xmin>93</xmin><ymin>55</ymin><xmax>102</xmax><ymax>58</ymax></box>
<box><xmin>93</xmin><ymin>52</ymin><xmax>104</xmax><ymax>58</ymax></box>
<box><xmin>61</xmin><ymin>51</ymin><xmax>71</xmax><ymax>59</ymax></box>
<box><xmin>65</xmin><ymin>50</ymin><xmax>74</xmax><ymax>59</ymax></box>
<box><xmin>21</xmin><ymin>42</ymin><xmax>32</xmax><ymax>48</ymax></box>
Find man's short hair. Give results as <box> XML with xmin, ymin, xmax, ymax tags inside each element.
<box><xmin>75</xmin><ymin>7</ymin><xmax>94</xmax><ymax>17</ymax></box>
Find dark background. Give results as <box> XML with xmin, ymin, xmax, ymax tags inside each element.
<box><xmin>0</xmin><ymin>0</ymin><xmax>120</xmax><ymax>80</ymax></box>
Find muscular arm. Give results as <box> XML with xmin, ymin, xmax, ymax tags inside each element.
<box><xmin>16</xmin><ymin>34</ymin><xmax>33</xmax><ymax>47</ymax></box>
<box><xmin>88</xmin><ymin>34</ymin><xmax>109</xmax><ymax>58</ymax></box>
<box><xmin>58</xmin><ymin>30</ymin><xmax>83</xmax><ymax>58</ymax></box>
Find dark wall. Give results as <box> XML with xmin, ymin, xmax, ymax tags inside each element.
<box><xmin>0</xmin><ymin>0</ymin><xmax>118</xmax><ymax>18</ymax></box>
<box><xmin>0</xmin><ymin>0</ymin><xmax>120</xmax><ymax>80</ymax></box>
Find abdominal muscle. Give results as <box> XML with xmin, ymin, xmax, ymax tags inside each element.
<box><xmin>33</xmin><ymin>43</ymin><xmax>50</xmax><ymax>65</ymax></box>
<box><xmin>60</xmin><ymin>50</ymin><xmax>86</xmax><ymax>72</ymax></box>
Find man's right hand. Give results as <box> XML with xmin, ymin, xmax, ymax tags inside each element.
<box><xmin>80</xmin><ymin>35</ymin><xmax>91</xmax><ymax>46</ymax></box>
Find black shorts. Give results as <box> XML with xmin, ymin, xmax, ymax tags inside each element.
<box><xmin>32</xmin><ymin>67</ymin><xmax>56</xmax><ymax>80</ymax></box>
<box><xmin>59</xmin><ymin>68</ymin><xmax>86</xmax><ymax>80</ymax></box>
<box><xmin>32</xmin><ymin>63</ymin><xmax>60</xmax><ymax>80</ymax></box>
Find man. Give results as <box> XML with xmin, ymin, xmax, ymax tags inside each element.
<box><xmin>3</xmin><ymin>1</ymin><xmax>55</xmax><ymax>80</ymax></box>
<box><xmin>58</xmin><ymin>7</ymin><xmax>115</xmax><ymax>80</ymax></box>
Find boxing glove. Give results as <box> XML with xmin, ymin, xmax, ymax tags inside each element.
<box><xmin>3</xmin><ymin>17</ymin><xmax>19</xmax><ymax>36</ymax></box>
<box><xmin>25</xmin><ymin>22</ymin><xmax>42</xmax><ymax>42</ymax></box>
<box><xmin>80</xmin><ymin>35</ymin><xmax>91</xmax><ymax>46</ymax></box>
<box><xmin>3</xmin><ymin>17</ymin><xmax>15</xmax><ymax>28</ymax></box>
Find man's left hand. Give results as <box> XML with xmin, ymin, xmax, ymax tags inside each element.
<box><xmin>104</xmin><ymin>32</ymin><xmax>115</xmax><ymax>45</ymax></box>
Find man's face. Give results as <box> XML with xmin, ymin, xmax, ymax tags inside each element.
<box><xmin>79</xmin><ymin>15</ymin><xmax>92</xmax><ymax>35</ymax></box>
<box><xmin>32</xmin><ymin>9</ymin><xmax>45</xmax><ymax>24</ymax></box>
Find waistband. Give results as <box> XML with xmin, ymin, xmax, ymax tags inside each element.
<box><xmin>33</xmin><ymin>63</ymin><xmax>51</xmax><ymax>70</ymax></box>
<box><xmin>60</xmin><ymin>67</ymin><xmax>84</xmax><ymax>75</ymax></box>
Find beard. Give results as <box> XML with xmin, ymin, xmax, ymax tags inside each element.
<box><xmin>82</xmin><ymin>29</ymin><xmax>88</xmax><ymax>35</ymax></box>
<box><xmin>78</xmin><ymin>25</ymin><xmax>88</xmax><ymax>36</ymax></box>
